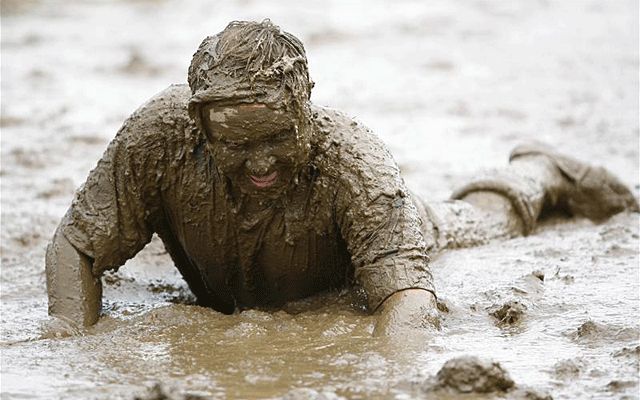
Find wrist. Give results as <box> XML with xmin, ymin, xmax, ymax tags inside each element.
<box><xmin>373</xmin><ymin>288</ymin><xmax>440</xmax><ymax>336</ymax></box>
<box><xmin>375</xmin><ymin>288</ymin><xmax>436</xmax><ymax>313</ymax></box>
<box><xmin>377</xmin><ymin>288</ymin><xmax>436</xmax><ymax>313</ymax></box>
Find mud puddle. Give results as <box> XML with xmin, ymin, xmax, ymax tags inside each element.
<box><xmin>2</xmin><ymin>0</ymin><xmax>638</xmax><ymax>399</ymax></box>
<box><xmin>2</xmin><ymin>215</ymin><xmax>638</xmax><ymax>399</ymax></box>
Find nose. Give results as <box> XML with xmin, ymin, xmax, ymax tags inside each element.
<box><xmin>245</xmin><ymin>154</ymin><xmax>276</xmax><ymax>176</ymax></box>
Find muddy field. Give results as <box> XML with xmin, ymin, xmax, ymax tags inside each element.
<box><xmin>1</xmin><ymin>1</ymin><xmax>639</xmax><ymax>399</ymax></box>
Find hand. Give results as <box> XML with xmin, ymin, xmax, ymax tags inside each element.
<box><xmin>373</xmin><ymin>289</ymin><xmax>440</xmax><ymax>337</ymax></box>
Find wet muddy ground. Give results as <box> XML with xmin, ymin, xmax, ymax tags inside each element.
<box><xmin>1</xmin><ymin>0</ymin><xmax>638</xmax><ymax>399</ymax></box>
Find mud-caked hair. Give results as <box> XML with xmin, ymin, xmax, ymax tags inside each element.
<box><xmin>188</xmin><ymin>19</ymin><xmax>314</xmax><ymax>111</ymax></box>
<box><xmin>187</xmin><ymin>20</ymin><xmax>316</xmax><ymax>189</ymax></box>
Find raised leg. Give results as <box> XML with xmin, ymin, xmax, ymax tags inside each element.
<box><xmin>415</xmin><ymin>143</ymin><xmax>639</xmax><ymax>254</ymax></box>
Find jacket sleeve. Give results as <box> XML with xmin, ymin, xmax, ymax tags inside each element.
<box><xmin>324</xmin><ymin>112</ymin><xmax>436</xmax><ymax>311</ymax></box>
<box><xmin>59</xmin><ymin>87</ymin><xmax>182</xmax><ymax>275</ymax></box>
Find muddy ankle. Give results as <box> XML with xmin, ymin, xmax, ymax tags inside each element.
<box><xmin>509</xmin><ymin>155</ymin><xmax>569</xmax><ymax>208</ymax></box>
<box><xmin>461</xmin><ymin>191</ymin><xmax>524</xmax><ymax>236</ymax></box>
<box><xmin>462</xmin><ymin>191</ymin><xmax>514</xmax><ymax>213</ymax></box>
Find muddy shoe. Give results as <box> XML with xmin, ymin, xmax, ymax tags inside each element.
<box><xmin>510</xmin><ymin>142</ymin><xmax>640</xmax><ymax>222</ymax></box>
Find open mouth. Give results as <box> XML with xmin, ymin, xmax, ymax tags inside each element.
<box><xmin>249</xmin><ymin>171</ymin><xmax>278</xmax><ymax>188</ymax></box>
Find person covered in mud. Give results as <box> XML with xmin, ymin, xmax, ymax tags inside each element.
<box><xmin>45</xmin><ymin>20</ymin><xmax>639</xmax><ymax>335</ymax></box>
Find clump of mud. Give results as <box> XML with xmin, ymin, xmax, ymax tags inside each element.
<box><xmin>569</xmin><ymin>320</ymin><xmax>639</xmax><ymax>342</ymax></box>
<box><xmin>531</xmin><ymin>270</ymin><xmax>544</xmax><ymax>281</ymax></box>
<box><xmin>553</xmin><ymin>358</ymin><xmax>585</xmax><ymax>379</ymax></box>
<box><xmin>489</xmin><ymin>300</ymin><xmax>527</xmax><ymax>325</ymax></box>
<box><xmin>612</xmin><ymin>345</ymin><xmax>640</xmax><ymax>373</ymax></box>
<box><xmin>612</xmin><ymin>345</ymin><xmax>640</xmax><ymax>359</ymax></box>
<box><xmin>575</xmin><ymin>320</ymin><xmax>603</xmax><ymax>339</ymax></box>
<box><xmin>430</xmin><ymin>356</ymin><xmax>514</xmax><ymax>393</ymax></box>
<box><xmin>605</xmin><ymin>379</ymin><xmax>637</xmax><ymax>393</ymax></box>
<box><xmin>436</xmin><ymin>299</ymin><xmax>451</xmax><ymax>313</ymax></box>
<box><xmin>133</xmin><ymin>383</ymin><xmax>206</xmax><ymax>400</ymax></box>
<box><xmin>423</xmin><ymin>356</ymin><xmax>553</xmax><ymax>399</ymax></box>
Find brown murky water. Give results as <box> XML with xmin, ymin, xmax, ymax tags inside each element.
<box><xmin>2</xmin><ymin>1</ymin><xmax>638</xmax><ymax>399</ymax></box>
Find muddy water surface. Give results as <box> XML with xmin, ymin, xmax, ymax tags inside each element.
<box><xmin>2</xmin><ymin>215</ymin><xmax>638</xmax><ymax>399</ymax></box>
<box><xmin>2</xmin><ymin>1</ymin><xmax>639</xmax><ymax>399</ymax></box>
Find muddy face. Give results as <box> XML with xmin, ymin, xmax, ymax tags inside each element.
<box><xmin>201</xmin><ymin>102</ymin><xmax>306</xmax><ymax>198</ymax></box>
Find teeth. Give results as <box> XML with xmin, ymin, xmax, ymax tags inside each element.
<box><xmin>250</xmin><ymin>171</ymin><xmax>278</xmax><ymax>187</ymax></box>
<box><xmin>251</xmin><ymin>172</ymin><xmax>277</xmax><ymax>182</ymax></box>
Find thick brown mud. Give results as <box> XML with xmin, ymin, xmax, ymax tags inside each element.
<box><xmin>2</xmin><ymin>1</ymin><xmax>638</xmax><ymax>399</ymax></box>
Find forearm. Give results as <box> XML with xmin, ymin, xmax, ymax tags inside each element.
<box><xmin>45</xmin><ymin>228</ymin><xmax>102</xmax><ymax>327</ymax></box>
<box><xmin>355</xmin><ymin>253</ymin><xmax>435</xmax><ymax>312</ymax></box>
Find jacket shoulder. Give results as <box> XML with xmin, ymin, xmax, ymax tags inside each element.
<box><xmin>127</xmin><ymin>84</ymin><xmax>192</xmax><ymax>132</ymax></box>
<box><xmin>310</xmin><ymin>104</ymin><xmax>405</xmax><ymax>200</ymax></box>
<box><xmin>114</xmin><ymin>84</ymin><xmax>201</xmax><ymax>149</ymax></box>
